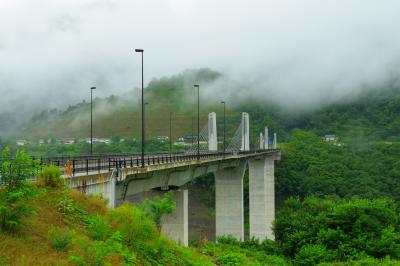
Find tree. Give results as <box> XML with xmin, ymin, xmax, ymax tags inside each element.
<box><xmin>142</xmin><ymin>191</ymin><xmax>176</xmax><ymax>230</ymax></box>
<box><xmin>0</xmin><ymin>147</ymin><xmax>39</xmax><ymax>231</ymax></box>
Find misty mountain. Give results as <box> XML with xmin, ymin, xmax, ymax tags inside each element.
<box><xmin>12</xmin><ymin>68</ymin><xmax>400</xmax><ymax>143</ymax></box>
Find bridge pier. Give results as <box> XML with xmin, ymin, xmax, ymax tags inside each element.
<box><xmin>161</xmin><ymin>189</ymin><xmax>189</xmax><ymax>246</ymax></box>
<box><xmin>248</xmin><ymin>157</ymin><xmax>275</xmax><ymax>240</ymax></box>
<box><xmin>214</xmin><ymin>162</ymin><xmax>246</xmax><ymax>240</ymax></box>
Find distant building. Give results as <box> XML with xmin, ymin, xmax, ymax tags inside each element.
<box><xmin>157</xmin><ymin>136</ymin><xmax>169</xmax><ymax>141</ymax></box>
<box><xmin>97</xmin><ymin>138</ymin><xmax>111</xmax><ymax>144</ymax></box>
<box><xmin>324</xmin><ymin>135</ymin><xmax>337</xmax><ymax>142</ymax></box>
<box><xmin>16</xmin><ymin>140</ymin><xmax>27</xmax><ymax>146</ymax></box>
<box><xmin>62</xmin><ymin>138</ymin><xmax>75</xmax><ymax>145</ymax></box>
<box><xmin>38</xmin><ymin>139</ymin><xmax>46</xmax><ymax>145</ymax></box>
<box><xmin>84</xmin><ymin>137</ymin><xmax>111</xmax><ymax>144</ymax></box>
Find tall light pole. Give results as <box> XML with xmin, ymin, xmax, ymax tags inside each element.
<box><xmin>169</xmin><ymin>111</ymin><xmax>173</xmax><ymax>153</ymax></box>
<box><xmin>221</xmin><ymin>101</ymin><xmax>226</xmax><ymax>153</ymax></box>
<box><xmin>135</xmin><ymin>49</ymin><xmax>145</xmax><ymax>167</ymax></box>
<box><xmin>90</xmin><ymin>87</ymin><xmax>96</xmax><ymax>155</ymax></box>
<box><xmin>194</xmin><ymin>84</ymin><xmax>200</xmax><ymax>160</ymax></box>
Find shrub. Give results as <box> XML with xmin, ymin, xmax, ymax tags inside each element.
<box><xmin>0</xmin><ymin>148</ymin><xmax>38</xmax><ymax>231</ymax></box>
<box><xmin>0</xmin><ymin>185</ymin><xmax>35</xmax><ymax>231</ymax></box>
<box><xmin>106</xmin><ymin>203</ymin><xmax>157</xmax><ymax>249</ymax></box>
<box><xmin>38</xmin><ymin>165</ymin><xmax>63</xmax><ymax>188</ymax></box>
<box><xmin>217</xmin><ymin>235</ymin><xmax>241</xmax><ymax>246</ymax></box>
<box><xmin>1</xmin><ymin>148</ymin><xmax>39</xmax><ymax>190</ymax></box>
<box><xmin>294</xmin><ymin>244</ymin><xmax>333</xmax><ymax>266</ymax></box>
<box><xmin>85</xmin><ymin>215</ymin><xmax>110</xmax><ymax>241</ymax></box>
<box><xmin>216</xmin><ymin>252</ymin><xmax>246</xmax><ymax>266</ymax></box>
<box><xmin>48</xmin><ymin>226</ymin><xmax>75</xmax><ymax>251</ymax></box>
<box><xmin>69</xmin><ymin>238</ymin><xmax>112</xmax><ymax>266</ymax></box>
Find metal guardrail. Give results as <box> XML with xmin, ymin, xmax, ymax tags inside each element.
<box><xmin>1</xmin><ymin>149</ymin><xmax>279</xmax><ymax>177</ymax></box>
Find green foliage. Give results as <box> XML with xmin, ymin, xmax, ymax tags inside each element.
<box><xmin>106</xmin><ymin>203</ymin><xmax>157</xmax><ymax>248</ymax></box>
<box><xmin>0</xmin><ymin>148</ymin><xmax>38</xmax><ymax>231</ymax></box>
<box><xmin>275</xmin><ymin>129</ymin><xmax>400</xmax><ymax>203</ymax></box>
<box><xmin>142</xmin><ymin>191</ymin><xmax>176</xmax><ymax>229</ymax></box>
<box><xmin>84</xmin><ymin>215</ymin><xmax>110</xmax><ymax>241</ymax></box>
<box><xmin>216</xmin><ymin>252</ymin><xmax>246</xmax><ymax>266</ymax></box>
<box><xmin>275</xmin><ymin>196</ymin><xmax>400</xmax><ymax>264</ymax></box>
<box><xmin>1</xmin><ymin>147</ymin><xmax>39</xmax><ymax>190</ymax></box>
<box><xmin>38</xmin><ymin>165</ymin><xmax>63</xmax><ymax>188</ymax></box>
<box><xmin>294</xmin><ymin>244</ymin><xmax>333</xmax><ymax>266</ymax></box>
<box><xmin>69</xmin><ymin>238</ymin><xmax>115</xmax><ymax>266</ymax></box>
<box><xmin>47</xmin><ymin>226</ymin><xmax>74</xmax><ymax>251</ymax></box>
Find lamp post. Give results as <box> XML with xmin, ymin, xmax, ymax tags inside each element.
<box><xmin>194</xmin><ymin>84</ymin><xmax>200</xmax><ymax>160</ymax></box>
<box><xmin>169</xmin><ymin>111</ymin><xmax>173</xmax><ymax>153</ymax></box>
<box><xmin>90</xmin><ymin>87</ymin><xmax>96</xmax><ymax>155</ymax></box>
<box><xmin>220</xmin><ymin>101</ymin><xmax>226</xmax><ymax>153</ymax></box>
<box><xmin>135</xmin><ymin>48</ymin><xmax>145</xmax><ymax>167</ymax></box>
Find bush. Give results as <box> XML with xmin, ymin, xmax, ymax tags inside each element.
<box><xmin>294</xmin><ymin>244</ymin><xmax>332</xmax><ymax>266</ymax></box>
<box><xmin>0</xmin><ymin>185</ymin><xmax>35</xmax><ymax>231</ymax></box>
<box><xmin>0</xmin><ymin>148</ymin><xmax>38</xmax><ymax>231</ymax></box>
<box><xmin>69</xmin><ymin>238</ymin><xmax>113</xmax><ymax>266</ymax></box>
<box><xmin>106</xmin><ymin>203</ymin><xmax>157</xmax><ymax>249</ymax></box>
<box><xmin>216</xmin><ymin>252</ymin><xmax>246</xmax><ymax>266</ymax></box>
<box><xmin>48</xmin><ymin>226</ymin><xmax>75</xmax><ymax>251</ymax></box>
<box><xmin>217</xmin><ymin>235</ymin><xmax>241</xmax><ymax>246</ymax></box>
<box><xmin>85</xmin><ymin>215</ymin><xmax>110</xmax><ymax>241</ymax></box>
<box><xmin>38</xmin><ymin>165</ymin><xmax>63</xmax><ymax>188</ymax></box>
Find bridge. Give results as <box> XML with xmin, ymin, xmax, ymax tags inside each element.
<box><xmin>36</xmin><ymin>112</ymin><xmax>281</xmax><ymax>246</ymax></box>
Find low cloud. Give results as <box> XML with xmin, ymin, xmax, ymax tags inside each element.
<box><xmin>1</xmin><ymin>0</ymin><xmax>400</xmax><ymax>131</ymax></box>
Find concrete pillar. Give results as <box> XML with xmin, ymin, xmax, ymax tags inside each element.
<box><xmin>264</xmin><ymin>127</ymin><xmax>269</xmax><ymax>149</ymax></box>
<box><xmin>215</xmin><ymin>162</ymin><xmax>246</xmax><ymax>240</ymax></box>
<box><xmin>109</xmin><ymin>176</ymin><xmax>116</xmax><ymax>208</ymax></box>
<box><xmin>208</xmin><ymin>112</ymin><xmax>218</xmax><ymax>151</ymax></box>
<box><xmin>273</xmin><ymin>133</ymin><xmax>277</xmax><ymax>149</ymax></box>
<box><xmin>248</xmin><ymin>157</ymin><xmax>275</xmax><ymax>240</ymax></box>
<box><xmin>161</xmin><ymin>189</ymin><xmax>189</xmax><ymax>246</ymax></box>
<box><xmin>240</xmin><ymin>112</ymin><xmax>250</xmax><ymax>151</ymax></box>
<box><xmin>259</xmin><ymin>133</ymin><xmax>264</xmax><ymax>149</ymax></box>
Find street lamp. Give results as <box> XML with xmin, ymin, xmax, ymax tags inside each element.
<box><xmin>135</xmin><ymin>48</ymin><xmax>145</xmax><ymax>167</ymax></box>
<box><xmin>194</xmin><ymin>84</ymin><xmax>200</xmax><ymax>160</ymax></box>
<box><xmin>169</xmin><ymin>111</ymin><xmax>173</xmax><ymax>153</ymax></box>
<box><xmin>90</xmin><ymin>86</ymin><xmax>96</xmax><ymax>155</ymax></box>
<box><xmin>220</xmin><ymin>101</ymin><xmax>226</xmax><ymax>154</ymax></box>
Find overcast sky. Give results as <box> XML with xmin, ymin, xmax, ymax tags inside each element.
<box><xmin>1</xmin><ymin>0</ymin><xmax>400</xmax><ymax>117</ymax></box>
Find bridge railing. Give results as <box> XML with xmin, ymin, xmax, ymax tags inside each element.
<box><xmin>1</xmin><ymin>149</ymin><xmax>279</xmax><ymax>177</ymax></box>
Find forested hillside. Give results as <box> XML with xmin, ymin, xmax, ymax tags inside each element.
<box><xmin>14</xmin><ymin>69</ymin><xmax>400</xmax><ymax>147</ymax></box>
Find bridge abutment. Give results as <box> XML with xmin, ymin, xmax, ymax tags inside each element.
<box><xmin>248</xmin><ymin>157</ymin><xmax>275</xmax><ymax>240</ymax></box>
<box><xmin>214</xmin><ymin>162</ymin><xmax>246</xmax><ymax>240</ymax></box>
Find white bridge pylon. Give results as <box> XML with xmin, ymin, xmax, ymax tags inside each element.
<box><xmin>240</xmin><ymin>112</ymin><xmax>250</xmax><ymax>151</ymax></box>
<box><xmin>208</xmin><ymin>112</ymin><xmax>218</xmax><ymax>151</ymax></box>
